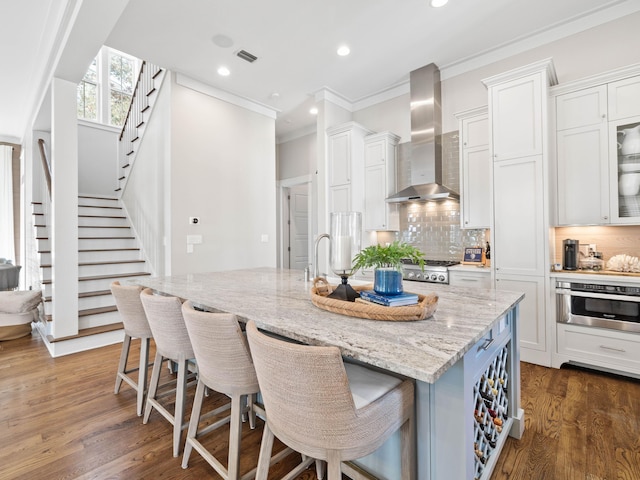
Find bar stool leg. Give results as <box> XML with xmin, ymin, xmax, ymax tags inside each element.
<box><xmin>143</xmin><ymin>352</ymin><xmax>164</xmax><ymax>424</ymax></box>
<box><xmin>114</xmin><ymin>334</ymin><xmax>132</xmax><ymax>394</ymax></box>
<box><xmin>228</xmin><ymin>394</ymin><xmax>243</xmax><ymax>479</ymax></box>
<box><xmin>255</xmin><ymin>423</ymin><xmax>275</xmax><ymax>480</ymax></box>
<box><xmin>136</xmin><ymin>337</ymin><xmax>150</xmax><ymax>416</ymax></box>
<box><xmin>182</xmin><ymin>380</ymin><xmax>206</xmax><ymax>468</ymax></box>
<box><xmin>173</xmin><ymin>358</ymin><xmax>189</xmax><ymax>457</ymax></box>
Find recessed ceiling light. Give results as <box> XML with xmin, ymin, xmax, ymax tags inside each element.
<box><xmin>337</xmin><ymin>45</ymin><xmax>350</xmax><ymax>56</ymax></box>
<box><xmin>309</xmin><ymin>107</ymin><xmax>318</xmax><ymax>115</ymax></box>
<box><xmin>217</xmin><ymin>66</ymin><xmax>230</xmax><ymax>76</ymax></box>
<box><xmin>430</xmin><ymin>0</ymin><xmax>449</xmax><ymax>7</ymax></box>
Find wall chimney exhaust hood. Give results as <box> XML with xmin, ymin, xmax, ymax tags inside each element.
<box><xmin>386</xmin><ymin>63</ymin><xmax>459</xmax><ymax>203</ymax></box>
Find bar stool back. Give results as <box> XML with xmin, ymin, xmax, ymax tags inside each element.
<box><xmin>111</xmin><ymin>281</ymin><xmax>153</xmax><ymax>416</ymax></box>
<box><xmin>246</xmin><ymin>320</ymin><xmax>415</xmax><ymax>480</ymax></box>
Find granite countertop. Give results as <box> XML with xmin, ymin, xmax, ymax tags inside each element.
<box><xmin>550</xmin><ymin>269</ymin><xmax>640</xmax><ymax>284</ymax></box>
<box><xmin>130</xmin><ymin>267</ymin><xmax>523</xmax><ymax>384</ymax></box>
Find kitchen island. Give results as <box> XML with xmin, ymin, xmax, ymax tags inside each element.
<box><xmin>132</xmin><ymin>268</ymin><xmax>524</xmax><ymax>480</ymax></box>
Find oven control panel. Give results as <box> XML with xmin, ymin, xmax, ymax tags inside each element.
<box><xmin>557</xmin><ymin>281</ymin><xmax>640</xmax><ymax>296</ymax></box>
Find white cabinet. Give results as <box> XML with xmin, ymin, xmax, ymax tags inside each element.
<box><xmin>483</xmin><ymin>59</ymin><xmax>556</xmax><ymax>367</ymax></box>
<box><xmin>495</xmin><ymin>274</ymin><xmax>547</xmax><ymax>365</ymax></box>
<box><xmin>608</xmin><ymin>75</ymin><xmax>640</xmax><ymax>121</ymax></box>
<box><xmin>449</xmin><ymin>268</ymin><xmax>491</xmax><ymax>288</ymax></box>
<box><xmin>552</xmin><ymin>67</ymin><xmax>640</xmax><ymax>226</ymax></box>
<box><xmin>492</xmin><ymin>156</ymin><xmax>545</xmax><ymax>276</ymax></box>
<box><xmin>554</xmin><ymin>86</ymin><xmax>610</xmax><ymax>225</ymax></box>
<box><xmin>456</xmin><ymin>107</ymin><xmax>491</xmax><ymax>229</ymax></box>
<box><xmin>557</xmin><ymin>323</ymin><xmax>640</xmax><ymax>376</ymax></box>
<box><xmin>489</xmin><ymin>73</ymin><xmax>544</xmax><ymax>161</ymax></box>
<box><xmin>363</xmin><ymin>132</ymin><xmax>400</xmax><ymax>231</ymax></box>
<box><xmin>326</xmin><ymin>122</ymin><xmax>374</xmax><ymax>217</ymax></box>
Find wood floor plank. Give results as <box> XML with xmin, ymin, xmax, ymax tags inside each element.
<box><xmin>3</xmin><ymin>335</ymin><xmax>640</xmax><ymax>480</ymax></box>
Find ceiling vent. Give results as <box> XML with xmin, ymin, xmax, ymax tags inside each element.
<box><xmin>236</xmin><ymin>49</ymin><xmax>258</xmax><ymax>63</ymax></box>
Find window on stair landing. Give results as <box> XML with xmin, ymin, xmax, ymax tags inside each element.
<box><xmin>77</xmin><ymin>47</ymin><xmax>140</xmax><ymax>127</ymax></box>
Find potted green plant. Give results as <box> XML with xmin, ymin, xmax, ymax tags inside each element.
<box><xmin>351</xmin><ymin>241</ymin><xmax>425</xmax><ymax>295</ymax></box>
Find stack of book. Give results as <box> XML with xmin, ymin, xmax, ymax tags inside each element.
<box><xmin>359</xmin><ymin>290</ymin><xmax>419</xmax><ymax>307</ymax></box>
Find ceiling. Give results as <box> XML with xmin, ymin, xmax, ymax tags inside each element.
<box><xmin>2</xmin><ymin>0</ymin><xmax>639</xmax><ymax>144</ymax></box>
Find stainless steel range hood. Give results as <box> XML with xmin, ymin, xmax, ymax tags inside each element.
<box><xmin>386</xmin><ymin>63</ymin><xmax>459</xmax><ymax>203</ymax></box>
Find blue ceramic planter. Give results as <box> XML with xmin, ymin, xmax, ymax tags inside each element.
<box><xmin>374</xmin><ymin>268</ymin><xmax>403</xmax><ymax>295</ymax></box>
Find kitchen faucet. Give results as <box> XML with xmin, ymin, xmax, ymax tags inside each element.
<box><xmin>313</xmin><ymin>233</ymin><xmax>330</xmax><ymax>279</ymax></box>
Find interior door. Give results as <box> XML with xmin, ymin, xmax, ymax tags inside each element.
<box><xmin>289</xmin><ymin>184</ymin><xmax>309</xmax><ymax>270</ymax></box>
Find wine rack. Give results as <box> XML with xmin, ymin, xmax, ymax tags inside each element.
<box><xmin>472</xmin><ymin>344</ymin><xmax>510</xmax><ymax>479</ymax></box>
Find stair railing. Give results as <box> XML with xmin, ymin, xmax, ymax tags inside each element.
<box><xmin>37</xmin><ymin>138</ymin><xmax>52</xmax><ymax>199</ymax></box>
<box><xmin>117</xmin><ymin>61</ymin><xmax>164</xmax><ymax>196</ymax></box>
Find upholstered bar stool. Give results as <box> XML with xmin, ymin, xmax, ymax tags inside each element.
<box><xmin>140</xmin><ymin>288</ymin><xmax>197</xmax><ymax>457</ymax></box>
<box><xmin>181</xmin><ymin>301</ymin><xmax>302</xmax><ymax>479</ymax></box>
<box><xmin>246</xmin><ymin>320</ymin><xmax>415</xmax><ymax>480</ymax></box>
<box><xmin>111</xmin><ymin>281</ymin><xmax>153</xmax><ymax>416</ymax></box>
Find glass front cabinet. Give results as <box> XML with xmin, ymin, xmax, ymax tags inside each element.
<box><xmin>610</xmin><ymin>114</ymin><xmax>640</xmax><ymax>224</ymax></box>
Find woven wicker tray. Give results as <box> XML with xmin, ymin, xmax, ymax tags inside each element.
<box><xmin>310</xmin><ymin>277</ymin><xmax>438</xmax><ymax>321</ymax></box>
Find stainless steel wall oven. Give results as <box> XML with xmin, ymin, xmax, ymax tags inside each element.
<box><xmin>556</xmin><ymin>280</ymin><xmax>640</xmax><ymax>334</ymax></box>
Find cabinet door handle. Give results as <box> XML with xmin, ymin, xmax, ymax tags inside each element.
<box><xmin>599</xmin><ymin>345</ymin><xmax>626</xmax><ymax>353</ymax></box>
<box><xmin>603</xmin><ymin>216</ymin><xmax>608</xmax><ymax>220</ymax></box>
<box><xmin>478</xmin><ymin>338</ymin><xmax>494</xmax><ymax>352</ymax></box>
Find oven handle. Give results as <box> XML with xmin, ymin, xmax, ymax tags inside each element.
<box><xmin>555</xmin><ymin>288</ymin><xmax>640</xmax><ymax>303</ymax></box>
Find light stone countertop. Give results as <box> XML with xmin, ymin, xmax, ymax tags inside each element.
<box><xmin>130</xmin><ymin>268</ymin><xmax>523</xmax><ymax>384</ymax></box>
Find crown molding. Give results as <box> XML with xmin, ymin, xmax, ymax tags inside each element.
<box><xmin>176</xmin><ymin>73</ymin><xmax>278</xmax><ymax>119</ymax></box>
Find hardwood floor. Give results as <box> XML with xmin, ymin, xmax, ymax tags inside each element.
<box><xmin>1</xmin><ymin>332</ymin><xmax>640</xmax><ymax>479</ymax></box>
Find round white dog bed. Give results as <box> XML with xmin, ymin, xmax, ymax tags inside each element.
<box><xmin>0</xmin><ymin>290</ymin><xmax>42</xmax><ymax>341</ymax></box>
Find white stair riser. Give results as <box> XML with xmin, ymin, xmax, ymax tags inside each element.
<box><xmin>79</xmin><ymin>262</ymin><xmax>146</xmax><ymax>277</ymax></box>
<box><xmin>40</xmin><ymin>262</ymin><xmax>146</xmax><ymax>280</ymax></box>
<box><xmin>79</xmin><ymin>275</ymin><xmax>150</xmax><ymax>294</ymax></box>
<box><xmin>79</xmin><ymin>226</ymin><xmax>132</xmax><ymax>237</ymax></box>
<box><xmin>33</xmin><ymin>213</ymin><xmax>45</xmax><ymax>225</ymax></box>
<box><xmin>79</xmin><ymin>310</ymin><xmax>121</xmax><ymax>330</ymax></box>
<box><xmin>44</xmin><ymin>294</ymin><xmax>115</xmax><ymax>315</ymax></box>
<box><xmin>35</xmin><ymin>226</ymin><xmax>48</xmax><ymax>238</ymax></box>
<box><xmin>79</xmin><ymin>216</ymin><xmax>129</xmax><ymax>227</ymax></box>
<box><xmin>37</xmin><ymin>239</ymin><xmax>50</xmax><ymax>251</ymax></box>
<box><xmin>78</xmin><ymin>206</ymin><xmax>123</xmax><ymax>217</ymax></box>
<box><xmin>79</xmin><ymin>250</ymin><xmax>142</xmax><ymax>263</ymax></box>
<box><xmin>79</xmin><ymin>238</ymin><xmax>138</xmax><ymax>249</ymax></box>
<box><xmin>78</xmin><ymin>197</ymin><xmax>119</xmax><ymax>208</ymax></box>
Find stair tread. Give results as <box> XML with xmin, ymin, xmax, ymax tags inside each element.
<box><xmin>79</xmin><ymin>225</ymin><xmax>131</xmax><ymax>228</ymax></box>
<box><xmin>42</xmin><ymin>272</ymin><xmax>151</xmax><ymax>284</ymax></box>
<box><xmin>46</xmin><ymin>322</ymin><xmax>124</xmax><ymax>342</ymax></box>
<box><xmin>44</xmin><ymin>289</ymin><xmax>113</xmax><ymax>302</ymax></box>
<box><xmin>39</xmin><ymin>248</ymin><xmax>141</xmax><ymax>254</ymax></box>
<box><xmin>40</xmin><ymin>259</ymin><xmax>145</xmax><ymax>268</ymax></box>
<box><xmin>78</xmin><ymin>237</ymin><xmax>136</xmax><ymax>240</ymax></box>
<box><xmin>79</xmin><ymin>214</ymin><xmax>127</xmax><ymax>219</ymax></box>
<box><xmin>78</xmin><ymin>205</ymin><xmax>122</xmax><ymax>209</ymax></box>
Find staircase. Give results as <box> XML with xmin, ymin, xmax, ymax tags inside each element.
<box><xmin>33</xmin><ymin>195</ymin><xmax>151</xmax><ymax>340</ymax></box>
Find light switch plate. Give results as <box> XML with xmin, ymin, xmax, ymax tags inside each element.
<box><xmin>261</xmin><ymin>234</ymin><xmax>269</xmax><ymax>243</ymax></box>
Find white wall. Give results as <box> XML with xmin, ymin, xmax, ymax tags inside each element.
<box><xmin>78</xmin><ymin>121</ymin><xmax>119</xmax><ymax>196</ymax></box>
<box><xmin>353</xmin><ymin>94</ymin><xmax>410</xmax><ymax>142</ymax></box>
<box><xmin>170</xmin><ymin>79</ymin><xmax>277</xmax><ymax>274</ymax></box>
<box><xmin>441</xmin><ymin>11</ymin><xmax>640</xmax><ymax>132</ymax></box>
<box><xmin>277</xmin><ymin>132</ymin><xmax>315</xmax><ymax>180</ymax></box>
<box><xmin>122</xmin><ymin>77</ymin><xmax>171</xmax><ymax>276</ymax></box>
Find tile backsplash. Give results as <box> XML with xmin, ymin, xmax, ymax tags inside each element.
<box><xmin>396</xmin><ymin>131</ymin><xmax>488</xmax><ymax>261</ymax></box>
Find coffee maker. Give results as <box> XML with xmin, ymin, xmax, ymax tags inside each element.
<box><xmin>563</xmin><ymin>239</ymin><xmax>579</xmax><ymax>270</ymax></box>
